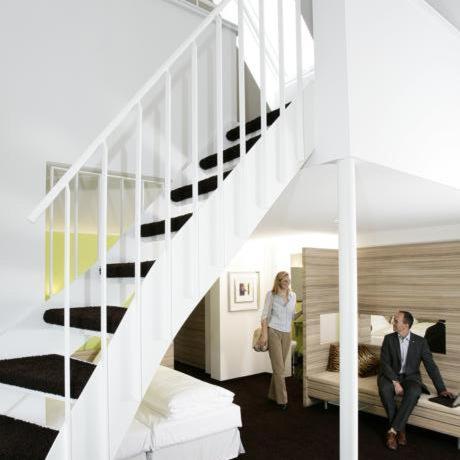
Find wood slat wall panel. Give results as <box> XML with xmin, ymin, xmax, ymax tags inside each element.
<box><xmin>358</xmin><ymin>241</ymin><xmax>460</xmax><ymax>393</ymax></box>
<box><xmin>174</xmin><ymin>298</ymin><xmax>206</xmax><ymax>369</ymax></box>
<box><xmin>303</xmin><ymin>241</ymin><xmax>460</xmax><ymax>407</ymax></box>
<box><xmin>303</xmin><ymin>248</ymin><xmax>339</xmax><ymax>406</ymax></box>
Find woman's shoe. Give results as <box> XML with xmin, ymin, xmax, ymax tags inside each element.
<box><xmin>278</xmin><ymin>403</ymin><xmax>288</xmax><ymax>411</ymax></box>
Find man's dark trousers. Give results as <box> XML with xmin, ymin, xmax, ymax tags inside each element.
<box><xmin>378</xmin><ymin>374</ymin><xmax>422</xmax><ymax>431</ymax></box>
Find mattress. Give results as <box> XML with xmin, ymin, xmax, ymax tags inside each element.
<box><xmin>116</xmin><ymin>403</ymin><xmax>242</xmax><ymax>459</ymax></box>
<box><xmin>140</xmin><ymin>403</ymin><xmax>242</xmax><ymax>449</ymax></box>
<box><xmin>149</xmin><ymin>427</ymin><xmax>245</xmax><ymax>460</ymax></box>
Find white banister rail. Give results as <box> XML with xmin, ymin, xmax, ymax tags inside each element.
<box><xmin>27</xmin><ymin>0</ymin><xmax>233</xmax><ymax>224</ymax></box>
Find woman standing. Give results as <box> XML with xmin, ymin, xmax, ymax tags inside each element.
<box><xmin>258</xmin><ymin>271</ymin><xmax>302</xmax><ymax>410</ymax></box>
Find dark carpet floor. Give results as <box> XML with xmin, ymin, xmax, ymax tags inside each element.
<box><xmin>174</xmin><ymin>362</ymin><xmax>459</xmax><ymax>460</ymax></box>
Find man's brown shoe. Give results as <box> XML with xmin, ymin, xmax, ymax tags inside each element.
<box><xmin>386</xmin><ymin>431</ymin><xmax>398</xmax><ymax>450</ymax></box>
<box><xmin>397</xmin><ymin>431</ymin><xmax>407</xmax><ymax>446</ymax></box>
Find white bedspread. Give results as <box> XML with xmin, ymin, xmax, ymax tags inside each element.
<box><xmin>116</xmin><ymin>403</ymin><xmax>242</xmax><ymax>459</ymax></box>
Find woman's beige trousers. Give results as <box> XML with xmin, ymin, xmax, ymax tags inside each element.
<box><xmin>268</xmin><ymin>327</ymin><xmax>291</xmax><ymax>404</ymax></box>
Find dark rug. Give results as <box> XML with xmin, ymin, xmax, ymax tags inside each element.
<box><xmin>0</xmin><ymin>415</ymin><xmax>58</xmax><ymax>460</ymax></box>
<box><xmin>0</xmin><ymin>354</ymin><xmax>95</xmax><ymax>399</ymax></box>
<box><xmin>199</xmin><ymin>135</ymin><xmax>261</xmax><ymax>170</ymax></box>
<box><xmin>225</xmin><ymin>103</ymin><xmax>291</xmax><ymax>141</ymax></box>
<box><xmin>43</xmin><ymin>306</ymin><xmax>126</xmax><ymax>333</ymax></box>
<box><xmin>105</xmin><ymin>260</ymin><xmax>154</xmax><ymax>278</ymax></box>
<box><xmin>141</xmin><ymin>213</ymin><xmax>193</xmax><ymax>237</ymax></box>
<box><xmin>170</xmin><ymin>170</ymin><xmax>232</xmax><ymax>202</ymax></box>
<box><xmin>174</xmin><ymin>362</ymin><xmax>459</xmax><ymax>460</ymax></box>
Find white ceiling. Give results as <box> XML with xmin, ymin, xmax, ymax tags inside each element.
<box><xmin>253</xmin><ymin>161</ymin><xmax>460</xmax><ymax>237</ymax></box>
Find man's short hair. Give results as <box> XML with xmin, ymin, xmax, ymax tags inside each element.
<box><xmin>399</xmin><ymin>310</ymin><xmax>414</xmax><ymax>329</ymax></box>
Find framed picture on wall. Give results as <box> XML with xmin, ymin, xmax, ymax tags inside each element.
<box><xmin>228</xmin><ymin>272</ymin><xmax>260</xmax><ymax>311</ymax></box>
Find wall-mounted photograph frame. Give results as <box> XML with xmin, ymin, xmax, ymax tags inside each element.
<box><xmin>228</xmin><ymin>272</ymin><xmax>260</xmax><ymax>311</ymax></box>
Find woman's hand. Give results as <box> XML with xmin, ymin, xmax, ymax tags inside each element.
<box><xmin>258</xmin><ymin>335</ymin><xmax>268</xmax><ymax>349</ymax></box>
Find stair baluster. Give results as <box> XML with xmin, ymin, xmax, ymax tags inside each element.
<box><xmin>191</xmin><ymin>40</ymin><xmax>199</xmax><ymax>297</ymax></box>
<box><xmin>164</xmin><ymin>70</ymin><xmax>173</xmax><ymax>340</ymax></box>
<box><xmin>216</xmin><ymin>14</ymin><xmax>225</xmax><ymax>268</ymax></box>
<box><xmin>63</xmin><ymin>184</ymin><xmax>71</xmax><ymax>460</ymax></box>
<box><xmin>277</xmin><ymin>0</ymin><xmax>286</xmax><ymax>182</ymax></box>
<box><xmin>99</xmin><ymin>141</ymin><xmax>110</xmax><ymax>459</ymax></box>
<box><xmin>135</xmin><ymin>103</ymin><xmax>143</xmax><ymax>399</ymax></box>
<box><xmin>295</xmin><ymin>0</ymin><xmax>305</xmax><ymax>161</ymax></box>
<box><xmin>259</xmin><ymin>0</ymin><xmax>267</xmax><ymax>208</ymax></box>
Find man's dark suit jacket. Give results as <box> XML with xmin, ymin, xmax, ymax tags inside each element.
<box><xmin>379</xmin><ymin>331</ymin><xmax>446</xmax><ymax>394</ymax></box>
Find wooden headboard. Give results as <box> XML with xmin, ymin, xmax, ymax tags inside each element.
<box><xmin>303</xmin><ymin>241</ymin><xmax>460</xmax><ymax>406</ymax></box>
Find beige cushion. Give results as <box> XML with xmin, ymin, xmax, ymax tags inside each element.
<box><xmin>308</xmin><ymin>371</ymin><xmax>460</xmax><ymax>416</ymax></box>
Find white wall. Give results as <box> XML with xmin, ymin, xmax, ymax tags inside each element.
<box><xmin>313</xmin><ymin>0</ymin><xmax>460</xmax><ymax>191</ymax></box>
<box><xmin>208</xmin><ymin>232</ymin><xmax>337</xmax><ymax>381</ymax></box>
<box><xmin>357</xmin><ymin>222</ymin><xmax>460</xmax><ymax>247</ymax></box>
<box><xmin>346</xmin><ymin>0</ymin><xmax>460</xmax><ymax>190</ymax></box>
<box><xmin>425</xmin><ymin>0</ymin><xmax>460</xmax><ymax>31</ymax></box>
<box><xmin>0</xmin><ymin>0</ymin><xmax>237</xmax><ymax>331</ymax></box>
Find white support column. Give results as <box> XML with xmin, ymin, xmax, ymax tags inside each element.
<box><xmin>338</xmin><ymin>157</ymin><xmax>358</xmax><ymax>460</ymax></box>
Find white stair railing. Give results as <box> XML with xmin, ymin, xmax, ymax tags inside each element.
<box><xmin>27</xmin><ymin>1</ymin><xmax>310</xmax><ymax>458</ymax></box>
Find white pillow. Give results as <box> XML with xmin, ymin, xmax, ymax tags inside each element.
<box><xmin>142</xmin><ymin>366</ymin><xmax>234</xmax><ymax>421</ymax></box>
<box><xmin>371</xmin><ymin>315</ymin><xmax>390</xmax><ymax>332</ymax></box>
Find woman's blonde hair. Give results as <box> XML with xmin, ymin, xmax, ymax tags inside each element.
<box><xmin>271</xmin><ymin>271</ymin><xmax>291</xmax><ymax>294</ymax></box>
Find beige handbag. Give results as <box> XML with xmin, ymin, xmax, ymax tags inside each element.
<box><xmin>252</xmin><ymin>294</ymin><xmax>273</xmax><ymax>352</ymax></box>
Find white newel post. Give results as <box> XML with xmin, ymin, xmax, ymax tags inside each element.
<box><xmin>338</xmin><ymin>157</ymin><xmax>358</xmax><ymax>460</ymax></box>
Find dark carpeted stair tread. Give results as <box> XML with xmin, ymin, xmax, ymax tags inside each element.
<box><xmin>106</xmin><ymin>260</ymin><xmax>155</xmax><ymax>278</ymax></box>
<box><xmin>0</xmin><ymin>354</ymin><xmax>95</xmax><ymax>399</ymax></box>
<box><xmin>141</xmin><ymin>213</ymin><xmax>193</xmax><ymax>237</ymax></box>
<box><xmin>171</xmin><ymin>170</ymin><xmax>232</xmax><ymax>202</ymax></box>
<box><xmin>199</xmin><ymin>135</ymin><xmax>261</xmax><ymax>170</ymax></box>
<box><xmin>0</xmin><ymin>415</ymin><xmax>58</xmax><ymax>460</ymax></box>
<box><xmin>226</xmin><ymin>103</ymin><xmax>291</xmax><ymax>141</ymax></box>
<box><xmin>43</xmin><ymin>306</ymin><xmax>126</xmax><ymax>334</ymax></box>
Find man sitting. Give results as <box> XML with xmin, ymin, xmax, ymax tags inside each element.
<box><xmin>378</xmin><ymin>310</ymin><xmax>454</xmax><ymax>450</ymax></box>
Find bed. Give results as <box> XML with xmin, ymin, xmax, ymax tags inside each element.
<box><xmin>115</xmin><ymin>366</ymin><xmax>245</xmax><ymax>460</ymax></box>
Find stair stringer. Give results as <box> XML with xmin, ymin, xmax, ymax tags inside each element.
<box><xmin>45</xmin><ymin>80</ymin><xmax>315</xmax><ymax>460</ymax></box>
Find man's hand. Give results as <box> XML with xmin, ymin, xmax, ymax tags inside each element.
<box><xmin>439</xmin><ymin>389</ymin><xmax>455</xmax><ymax>399</ymax></box>
<box><xmin>393</xmin><ymin>381</ymin><xmax>404</xmax><ymax>396</ymax></box>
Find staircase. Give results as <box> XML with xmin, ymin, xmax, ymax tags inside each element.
<box><xmin>0</xmin><ymin>0</ymin><xmax>314</xmax><ymax>458</ymax></box>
